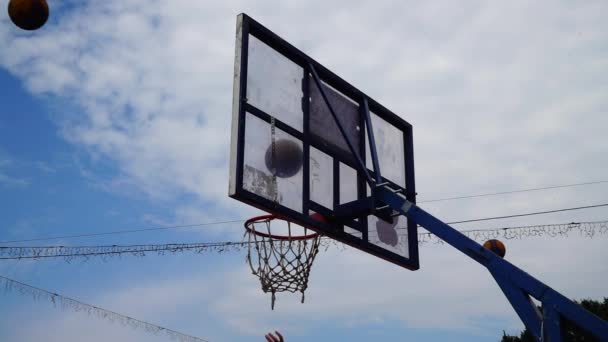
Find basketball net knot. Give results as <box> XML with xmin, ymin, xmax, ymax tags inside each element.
<box><xmin>244</xmin><ymin>215</ymin><xmax>321</xmax><ymax>310</ymax></box>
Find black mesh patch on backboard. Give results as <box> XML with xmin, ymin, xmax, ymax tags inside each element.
<box><xmin>309</xmin><ymin>76</ymin><xmax>361</xmax><ymax>162</ymax></box>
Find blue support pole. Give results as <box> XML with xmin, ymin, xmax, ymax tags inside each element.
<box><xmin>491</xmin><ymin>271</ymin><xmax>543</xmax><ymax>340</ymax></box>
<box><xmin>304</xmin><ymin>48</ymin><xmax>607</xmax><ymax>340</ymax></box>
<box><xmin>375</xmin><ymin>185</ymin><xmax>608</xmax><ymax>342</ymax></box>
<box><xmin>543</xmin><ymin>306</ymin><xmax>562</xmax><ymax>341</ymax></box>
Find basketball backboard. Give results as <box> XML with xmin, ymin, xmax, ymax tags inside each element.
<box><xmin>229</xmin><ymin>14</ymin><xmax>418</xmax><ymax>270</ymax></box>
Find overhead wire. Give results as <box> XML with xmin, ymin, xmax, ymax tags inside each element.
<box><xmin>418</xmin><ymin>180</ymin><xmax>608</xmax><ymax>203</ymax></box>
<box><xmin>3</xmin><ymin>202</ymin><xmax>608</xmax><ymax>244</ymax></box>
<box><xmin>446</xmin><ymin>203</ymin><xmax>608</xmax><ymax>224</ymax></box>
<box><xmin>0</xmin><ymin>219</ymin><xmax>246</xmax><ymax>244</ymax></box>
<box><xmin>1</xmin><ymin>180</ymin><xmax>607</xmax><ymax>244</ymax></box>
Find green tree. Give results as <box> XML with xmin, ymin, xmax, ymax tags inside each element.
<box><xmin>501</xmin><ymin>298</ymin><xmax>608</xmax><ymax>342</ymax></box>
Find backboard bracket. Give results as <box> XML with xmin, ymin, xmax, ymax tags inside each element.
<box><xmin>334</xmin><ymin>197</ymin><xmax>393</xmax><ymax>223</ymax></box>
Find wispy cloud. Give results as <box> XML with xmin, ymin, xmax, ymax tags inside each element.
<box><xmin>0</xmin><ymin>172</ymin><xmax>29</xmax><ymax>186</ymax></box>
<box><xmin>0</xmin><ymin>154</ymin><xmax>29</xmax><ymax>186</ymax></box>
<box><xmin>0</xmin><ymin>0</ymin><xmax>607</xmax><ymax>340</ymax></box>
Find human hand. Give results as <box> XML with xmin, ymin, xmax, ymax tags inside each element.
<box><xmin>265</xmin><ymin>331</ymin><xmax>284</xmax><ymax>342</ymax></box>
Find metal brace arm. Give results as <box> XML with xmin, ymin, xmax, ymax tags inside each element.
<box><xmin>375</xmin><ymin>185</ymin><xmax>608</xmax><ymax>342</ymax></box>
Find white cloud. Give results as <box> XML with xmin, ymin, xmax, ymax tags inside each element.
<box><xmin>1</xmin><ymin>0</ymin><xmax>607</xmax><ymax>340</ymax></box>
<box><xmin>0</xmin><ymin>172</ymin><xmax>29</xmax><ymax>186</ymax></box>
<box><xmin>0</xmin><ymin>154</ymin><xmax>29</xmax><ymax>186</ymax></box>
<box><xmin>1</xmin><ymin>0</ymin><xmax>607</xmax><ymax>212</ymax></box>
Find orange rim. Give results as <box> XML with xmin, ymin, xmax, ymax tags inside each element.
<box><xmin>244</xmin><ymin>214</ymin><xmax>319</xmax><ymax>240</ymax></box>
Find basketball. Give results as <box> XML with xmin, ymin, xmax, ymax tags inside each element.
<box><xmin>376</xmin><ymin>218</ymin><xmax>398</xmax><ymax>247</ymax></box>
<box><xmin>309</xmin><ymin>212</ymin><xmax>327</xmax><ymax>223</ymax></box>
<box><xmin>264</xmin><ymin>139</ymin><xmax>303</xmax><ymax>178</ymax></box>
<box><xmin>483</xmin><ymin>239</ymin><xmax>506</xmax><ymax>258</ymax></box>
<box><xmin>8</xmin><ymin>0</ymin><xmax>49</xmax><ymax>31</ymax></box>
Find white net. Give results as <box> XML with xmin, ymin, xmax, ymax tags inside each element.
<box><xmin>244</xmin><ymin>216</ymin><xmax>321</xmax><ymax>310</ymax></box>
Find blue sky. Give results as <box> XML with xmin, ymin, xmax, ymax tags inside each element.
<box><xmin>0</xmin><ymin>68</ymin><xmax>176</xmax><ymax>247</ymax></box>
<box><xmin>1</xmin><ymin>1</ymin><xmax>607</xmax><ymax>341</ymax></box>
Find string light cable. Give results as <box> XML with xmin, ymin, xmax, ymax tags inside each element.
<box><xmin>0</xmin><ymin>275</ymin><xmax>208</xmax><ymax>342</ymax></box>
<box><xmin>1</xmin><ymin>220</ymin><xmax>606</xmax><ymax>261</ymax></box>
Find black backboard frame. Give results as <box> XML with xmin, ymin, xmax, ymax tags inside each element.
<box><xmin>230</xmin><ymin>13</ymin><xmax>419</xmax><ymax>270</ymax></box>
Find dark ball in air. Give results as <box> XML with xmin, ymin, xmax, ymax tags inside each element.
<box><xmin>483</xmin><ymin>239</ymin><xmax>506</xmax><ymax>258</ymax></box>
<box><xmin>264</xmin><ymin>139</ymin><xmax>303</xmax><ymax>178</ymax></box>
<box><xmin>8</xmin><ymin>0</ymin><xmax>49</xmax><ymax>31</ymax></box>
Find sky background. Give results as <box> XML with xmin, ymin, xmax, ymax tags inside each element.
<box><xmin>1</xmin><ymin>1</ymin><xmax>607</xmax><ymax>341</ymax></box>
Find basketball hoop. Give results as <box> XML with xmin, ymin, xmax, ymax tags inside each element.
<box><xmin>244</xmin><ymin>214</ymin><xmax>321</xmax><ymax>310</ymax></box>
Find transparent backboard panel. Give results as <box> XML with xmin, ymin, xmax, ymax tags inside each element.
<box><xmin>340</xmin><ymin>163</ymin><xmax>363</xmax><ymax>239</ymax></box>
<box><xmin>243</xmin><ymin>113</ymin><xmax>303</xmax><ymax>212</ymax></box>
<box><xmin>247</xmin><ymin>36</ymin><xmax>303</xmax><ymax>132</ymax></box>
<box><xmin>366</xmin><ymin>112</ymin><xmax>406</xmax><ymax>188</ymax></box>
<box><xmin>310</xmin><ymin>147</ymin><xmax>333</xmax><ymax>209</ymax></box>
<box><xmin>339</xmin><ymin>163</ymin><xmax>357</xmax><ymax>204</ymax></box>
<box><xmin>368</xmin><ymin>215</ymin><xmax>409</xmax><ymax>258</ymax></box>
<box><xmin>230</xmin><ymin>14</ymin><xmax>418</xmax><ymax>270</ymax></box>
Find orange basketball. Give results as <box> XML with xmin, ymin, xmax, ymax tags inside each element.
<box><xmin>483</xmin><ymin>239</ymin><xmax>506</xmax><ymax>258</ymax></box>
<box><xmin>309</xmin><ymin>212</ymin><xmax>327</xmax><ymax>223</ymax></box>
<box><xmin>8</xmin><ymin>0</ymin><xmax>49</xmax><ymax>31</ymax></box>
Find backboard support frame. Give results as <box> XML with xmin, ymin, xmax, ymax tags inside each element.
<box><xmin>375</xmin><ymin>185</ymin><xmax>608</xmax><ymax>342</ymax></box>
<box><xmin>230</xmin><ymin>14</ymin><xmax>608</xmax><ymax>339</ymax></box>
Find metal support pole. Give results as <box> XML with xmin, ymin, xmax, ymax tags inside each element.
<box><xmin>491</xmin><ymin>270</ymin><xmax>543</xmax><ymax>340</ymax></box>
<box><xmin>375</xmin><ymin>185</ymin><xmax>608</xmax><ymax>342</ymax></box>
<box><xmin>543</xmin><ymin>306</ymin><xmax>562</xmax><ymax>341</ymax></box>
<box><xmin>362</xmin><ymin>98</ymin><xmax>382</xmax><ymax>184</ymax></box>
